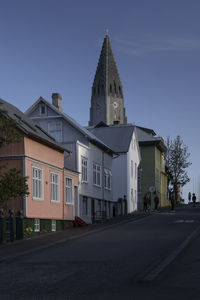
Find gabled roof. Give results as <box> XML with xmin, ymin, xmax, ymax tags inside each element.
<box><xmin>0</xmin><ymin>98</ymin><xmax>70</xmax><ymax>153</ymax></box>
<box><xmin>26</xmin><ymin>97</ymin><xmax>116</xmax><ymax>155</ymax></box>
<box><xmin>87</xmin><ymin>124</ymin><xmax>136</xmax><ymax>153</ymax></box>
<box><xmin>136</xmin><ymin>126</ymin><xmax>166</xmax><ymax>153</ymax></box>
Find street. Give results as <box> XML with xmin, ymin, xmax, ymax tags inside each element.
<box><xmin>0</xmin><ymin>205</ymin><xmax>200</xmax><ymax>299</ymax></box>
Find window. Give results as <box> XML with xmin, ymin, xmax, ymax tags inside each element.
<box><xmin>131</xmin><ymin>160</ymin><xmax>133</xmax><ymax>177</ymax></box>
<box><xmin>135</xmin><ymin>163</ymin><xmax>137</xmax><ymax>179</ymax></box>
<box><xmin>93</xmin><ymin>163</ymin><xmax>101</xmax><ymax>186</ymax></box>
<box><xmin>51</xmin><ymin>172</ymin><xmax>60</xmax><ymax>202</ymax></box>
<box><xmin>104</xmin><ymin>169</ymin><xmax>111</xmax><ymax>190</ymax></box>
<box><xmin>32</xmin><ymin>166</ymin><xmax>43</xmax><ymax>200</ymax></box>
<box><xmin>51</xmin><ymin>220</ymin><xmax>56</xmax><ymax>232</ymax></box>
<box><xmin>66</xmin><ymin>177</ymin><xmax>73</xmax><ymax>204</ymax></box>
<box><xmin>39</xmin><ymin>103</ymin><xmax>46</xmax><ymax>115</ymax></box>
<box><xmin>131</xmin><ymin>188</ymin><xmax>134</xmax><ymax>203</ymax></box>
<box><xmin>98</xmin><ymin>200</ymin><xmax>101</xmax><ymax>211</ymax></box>
<box><xmin>83</xmin><ymin>196</ymin><xmax>88</xmax><ymax>215</ymax></box>
<box><xmin>81</xmin><ymin>157</ymin><xmax>88</xmax><ymax>182</ymax></box>
<box><xmin>34</xmin><ymin>219</ymin><xmax>40</xmax><ymax>232</ymax></box>
<box><xmin>138</xmin><ymin>168</ymin><xmax>142</xmax><ymax>193</ymax></box>
<box><xmin>48</xmin><ymin>122</ymin><xmax>62</xmax><ymax>142</ymax></box>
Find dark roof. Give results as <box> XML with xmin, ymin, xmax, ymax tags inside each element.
<box><xmin>26</xmin><ymin>97</ymin><xmax>116</xmax><ymax>155</ymax></box>
<box><xmin>87</xmin><ymin>124</ymin><xmax>135</xmax><ymax>153</ymax></box>
<box><xmin>136</xmin><ymin>126</ymin><xmax>156</xmax><ymax>136</ymax></box>
<box><xmin>136</xmin><ymin>126</ymin><xmax>166</xmax><ymax>153</ymax></box>
<box><xmin>0</xmin><ymin>98</ymin><xmax>70</xmax><ymax>153</ymax></box>
<box><xmin>93</xmin><ymin>35</ymin><xmax>123</xmax><ymax>97</ymax></box>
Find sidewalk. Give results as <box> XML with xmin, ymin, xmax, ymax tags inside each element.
<box><xmin>0</xmin><ymin>212</ymin><xmax>148</xmax><ymax>262</ymax></box>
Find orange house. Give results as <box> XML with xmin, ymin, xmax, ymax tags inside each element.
<box><xmin>0</xmin><ymin>99</ymin><xmax>79</xmax><ymax>232</ymax></box>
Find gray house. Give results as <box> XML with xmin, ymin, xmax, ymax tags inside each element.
<box><xmin>26</xmin><ymin>94</ymin><xmax>117</xmax><ymax>224</ymax></box>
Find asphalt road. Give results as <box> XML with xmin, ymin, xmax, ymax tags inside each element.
<box><xmin>0</xmin><ymin>205</ymin><xmax>200</xmax><ymax>300</ymax></box>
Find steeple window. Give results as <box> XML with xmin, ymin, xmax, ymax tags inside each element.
<box><xmin>98</xmin><ymin>84</ymin><xmax>100</xmax><ymax>95</ymax></box>
<box><xmin>114</xmin><ymin>81</ymin><xmax>117</xmax><ymax>94</ymax></box>
<box><xmin>119</xmin><ymin>86</ymin><xmax>122</xmax><ymax>96</ymax></box>
<box><xmin>101</xmin><ymin>84</ymin><xmax>104</xmax><ymax>93</ymax></box>
<box><xmin>110</xmin><ymin>84</ymin><xmax>112</xmax><ymax>93</ymax></box>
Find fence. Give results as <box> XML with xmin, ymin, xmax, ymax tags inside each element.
<box><xmin>0</xmin><ymin>209</ymin><xmax>24</xmax><ymax>243</ymax></box>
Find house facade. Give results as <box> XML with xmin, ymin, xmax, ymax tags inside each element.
<box><xmin>88</xmin><ymin>124</ymin><xmax>141</xmax><ymax>213</ymax></box>
<box><xmin>136</xmin><ymin>126</ymin><xmax>168</xmax><ymax>209</ymax></box>
<box><xmin>26</xmin><ymin>95</ymin><xmax>116</xmax><ymax>224</ymax></box>
<box><xmin>0</xmin><ymin>99</ymin><xmax>78</xmax><ymax>233</ymax></box>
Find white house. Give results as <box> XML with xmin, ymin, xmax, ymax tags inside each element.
<box><xmin>87</xmin><ymin>123</ymin><xmax>141</xmax><ymax>213</ymax></box>
<box><xmin>26</xmin><ymin>94</ymin><xmax>116</xmax><ymax>224</ymax></box>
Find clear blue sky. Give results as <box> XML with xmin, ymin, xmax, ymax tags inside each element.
<box><xmin>1</xmin><ymin>0</ymin><xmax>200</xmax><ymax>201</ymax></box>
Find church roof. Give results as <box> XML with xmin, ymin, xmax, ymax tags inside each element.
<box><xmin>93</xmin><ymin>34</ymin><xmax>123</xmax><ymax>97</ymax></box>
<box><xmin>87</xmin><ymin>124</ymin><xmax>136</xmax><ymax>153</ymax></box>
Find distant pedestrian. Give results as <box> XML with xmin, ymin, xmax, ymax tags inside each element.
<box><xmin>170</xmin><ymin>192</ymin><xmax>175</xmax><ymax>211</ymax></box>
<box><xmin>192</xmin><ymin>193</ymin><xmax>196</xmax><ymax>207</ymax></box>
<box><xmin>188</xmin><ymin>192</ymin><xmax>191</xmax><ymax>204</ymax></box>
<box><xmin>147</xmin><ymin>193</ymin><xmax>151</xmax><ymax>212</ymax></box>
<box><xmin>154</xmin><ymin>194</ymin><xmax>159</xmax><ymax>211</ymax></box>
<box><xmin>143</xmin><ymin>193</ymin><xmax>148</xmax><ymax>212</ymax></box>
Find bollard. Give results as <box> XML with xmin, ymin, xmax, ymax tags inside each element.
<box><xmin>0</xmin><ymin>209</ymin><xmax>4</xmax><ymax>243</ymax></box>
<box><xmin>9</xmin><ymin>209</ymin><xmax>14</xmax><ymax>242</ymax></box>
<box><xmin>16</xmin><ymin>210</ymin><xmax>24</xmax><ymax>240</ymax></box>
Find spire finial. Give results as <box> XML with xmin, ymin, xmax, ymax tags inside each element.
<box><xmin>106</xmin><ymin>28</ymin><xmax>109</xmax><ymax>36</ymax></box>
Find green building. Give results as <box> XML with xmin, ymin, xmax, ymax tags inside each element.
<box><xmin>136</xmin><ymin>126</ymin><xmax>169</xmax><ymax>210</ymax></box>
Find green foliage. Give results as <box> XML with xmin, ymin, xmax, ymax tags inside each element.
<box><xmin>0</xmin><ymin>108</ymin><xmax>21</xmax><ymax>147</ymax></box>
<box><xmin>0</xmin><ymin>108</ymin><xmax>29</xmax><ymax>208</ymax></box>
<box><xmin>0</xmin><ymin>168</ymin><xmax>29</xmax><ymax>204</ymax></box>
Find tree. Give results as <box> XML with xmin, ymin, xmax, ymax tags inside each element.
<box><xmin>166</xmin><ymin>135</ymin><xmax>191</xmax><ymax>203</ymax></box>
<box><xmin>0</xmin><ymin>108</ymin><xmax>29</xmax><ymax>210</ymax></box>
<box><xmin>0</xmin><ymin>168</ymin><xmax>29</xmax><ymax>207</ymax></box>
<box><xmin>0</xmin><ymin>108</ymin><xmax>21</xmax><ymax>147</ymax></box>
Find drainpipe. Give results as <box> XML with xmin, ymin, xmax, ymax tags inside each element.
<box><xmin>63</xmin><ymin>167</ymin><xmax>65</xmax><ymax>226</ymax></box>
<box><xmin>23</xmin><ymin>156</ymin><xmax>27</xmax><ymax>217</ymax></box>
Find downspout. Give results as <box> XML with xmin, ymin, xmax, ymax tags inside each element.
<box><xmin>63</xmin><ymin>167</ymin><xmax>65</xmax><ymax>225</ymax></box>
<box><xmin>102</xmin><ymin>151</ymin><xmax>104</xmax><ymax>203</ymax></box>
<box><xmin>23</xmin><ymin>156</ymin><xmax>27</xmax><ymax>217</ymax></box>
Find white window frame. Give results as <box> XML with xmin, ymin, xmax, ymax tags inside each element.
<box><xmin>93</xmin><ymin>163</ymin><xmax>101</xmax><ymax>187</ymax></box>
<box><xmin>32</xmin><ymin>166</ymin><xmax>43</xmax><ymax>200</ymax></box>
<box><xmin>131</xmin><ymin>160</ymin><xmax>133</xmax><ymax>178</ymax></box>
<box><xmin>81</xmin><ymin>156</ymin><xmax>88</xmax><ymax>182</ymax></box>
<box><xmin>131</xmin><ymin>188</ymin><xmax>134</xmax><ymax>203</ymax></box>
<box><xmin>135</xmin><ymin>163</ymin><xmax>137</xmax><ymax>179</ymax></box>
<box><xmin>50</xmin><ymin>172</ymin><xmax>60</xmax><ymax>202</ymax></box>
<box><xmin>66</xmin><ymin>177</ymin><xmax>73</xmax><ymax>204</ymax></box>
<box><xmin>34</xmin><ymin>219</ymin><xmax>40</xmax><ymax>232</ymax></box>
<box><xmin>51</xmin><ymin>220</ymin><xmax>56</xmax><ymax>232</ymax></box>
<box><xmin>104</xmin><ymin>169</ymin><xmax>111</xmax><ymax>190</ymax></box>
<box><xmin>48</xmin><ymin>121</ymin><xmax>62</xmax><ymax>143</ymax></box>
<box><xmin>39</xmin><ymin>103</ymin><xmax>46</xmax><ymax>115</ymax></box>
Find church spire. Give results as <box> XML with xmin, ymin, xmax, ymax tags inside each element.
<box><xmin>89</xmin><ymin>34</ymin><xmax>127</xmax><ymax>126</ymax></box>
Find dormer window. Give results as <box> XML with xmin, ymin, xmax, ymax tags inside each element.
<box><xmin>39</xmin><ymin>103</ymin><xmax>46</xmax><ymax>115</ymax></box>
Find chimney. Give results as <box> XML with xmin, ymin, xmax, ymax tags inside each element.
<box><xmin>52</xmin><ymin>93</ymin><xmax>63</xmax><ymax>112</ymax></box>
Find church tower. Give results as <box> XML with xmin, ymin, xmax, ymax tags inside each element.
<box><xmin>89</xmin><ymin>34</ymin><xmax>127</xmax><ymax>126</ymax></box>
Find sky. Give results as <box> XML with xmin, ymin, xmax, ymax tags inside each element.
<box><xmin>0</xmin><ymin>0</ymin><xmax>200</xmax><ymax>201</ymax></box>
